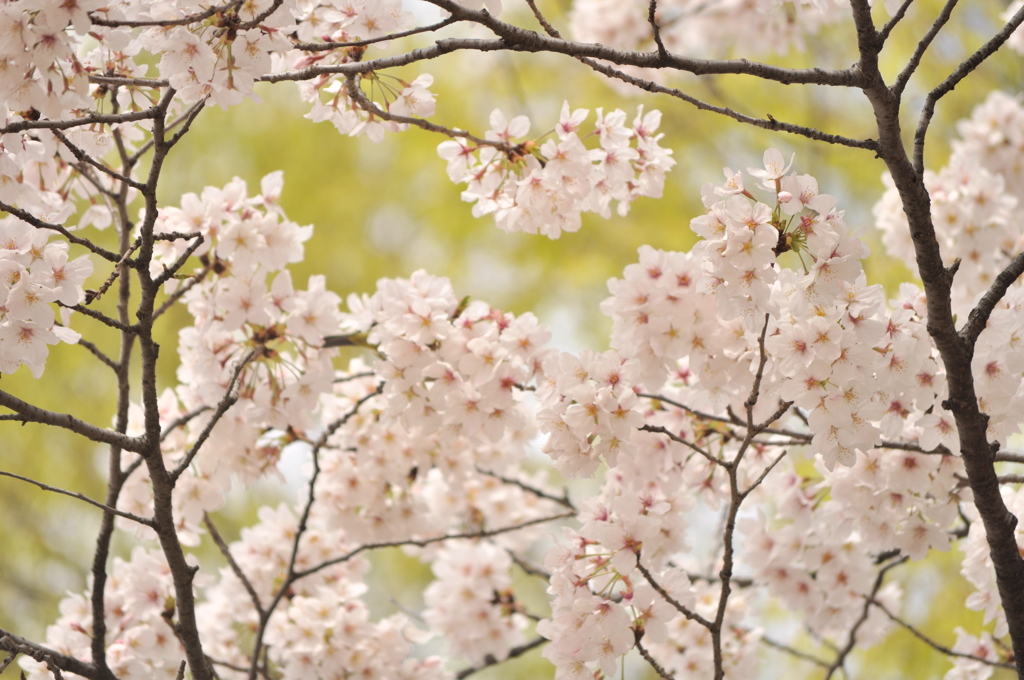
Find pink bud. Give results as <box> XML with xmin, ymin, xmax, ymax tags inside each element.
<box><xmin>777</xmin><ymin>190</ymin><xmax>794</xmax><ymax>202</ymax></box>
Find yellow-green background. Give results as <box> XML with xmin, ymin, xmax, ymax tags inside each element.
<box><xmin>2</xmin><ymin>0</ymin><xmax>1022</xmax><ymax>676</ymax></box>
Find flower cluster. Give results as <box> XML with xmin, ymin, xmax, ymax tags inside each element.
<box><xmin>0</xmin><ymin>215</ymin><xmax>91</xmax><ymax>377</ymax></box>
<box><xmin>569</xmin><ymin>0</ymin><xmax>849</xmax><ymax>63</ymax></box>
<box><xmin>19</xmin><ymin>549</ymin><xmax>184</xmax><ymax>680</ymax></box>
<box><xmin>114</xmin><ymin>173</ymin><xmax>345</xmax><ymax>544</ymax></box>
<box><xmin>438</xmin><ymin>104</ymin><xmax>675</xmax><ymax>238</ymax></box>
<box><xmin>423</xmin><ymin>541</ymin><xmax>528</xmax><ymax>665</ymax></box>
<box><xmin>195</xmin><ymin>504</ymin><xmax>447</xmax><ymax>680</ymax></box>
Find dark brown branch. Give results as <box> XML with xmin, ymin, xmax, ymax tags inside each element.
<box><xmin>474</xmin><ymin>467</ymin><xmax>575</xmax><ymax>509</ymax></box>
<box><xmin>741</xmin><ymin>449</ymin><xmax>789</xmax><ymax>497</ymax></box>
<box><xmin>0</xmin><ymin>631</ymin><xmax>98</xmax><ymax>680</ymax></box>
<box><xmin>0</xmin><ymin>470</ymin><xmax>152</xmax><ymax>525</ymax></box>
<box><xmin>877</xmin><ymin>0</ymin><xmax>917</xmax><ymax>44</ymax></box>
<box><xmin>75</xmin><ymin>338</ymin><xmax>119</xmax><ymax>372</ymax></box>
<box><xmin>870</xmin><ymin>597</ymin><xmax>1015</xmax><ymax>669</ymax></box>
<box><xmin>913</xmin><ymin>1</ymin><xmax>1024</xmax><ymax>174</ymax></box>
<box><xmin>648</xmin><ymin>0</ymin><xmax>668</xmax><ymax>57</ymax></box>
<box><xmin>236</xmin><ymin>0</ymin><xmax>283</xmax><ymax>30</ymax></box>
<box><xmin>0</xmin><ymin>390</ymin><xmax>144</xmax><ymax>451</ymax></box>
<box><xmin>635</xmin><ymin>634</ymin><xmax>674</xmax><ymax>680</ymax></box>
<box><xmin>455</xmin><ymin>636</ymin><xmax>547</xmax><ymax>679</ymax></box>
<box><xmin>892</xmin><ymin>0</ymin><xmax>959</xmax><ymax>97</ymax></box>
<box><xmin>292</xmin><ymin>17</ymin><xmax>458</xmax><ymax>50</ymax></box>
<box><xmin>759</xmin><ymin>634</ymin><xmax>830</xmax><ymax>668</ymax></box>
<box><xmin>344</xmin><ymin>75</ymin><xmax>511</xmax><ymax>151</ymax></box>
<box><xmin>266</xmin><ymin>29</ymin><xmax>858</xmax><ymax>88</ymax></box>
<box><xmin>160</xmin><ymin>406</ymin><xmax>211</xmax><ymax>442</ymax></box>
<box><xmin>248</xmin><ymin>385</ymin><xmax>383</xmax><ymax>680</ymax></box>
<box><xmin>85</xmin><ymin>237</ymin><xmax>142</xmax><ymax>305</ymax></box>
<box><xmin>559</xmin><ymin>55</ymin><xmax>876</xmax><ymax>150</ymax></box>
<box><xmin>823</xmin><ymin>556</ymin><xmax>907</xmax><ymax>679</ymax></box>
<box><xmin>51</xmin><ymin>128</ymin><xmax>145</xmax><ymax>190</ymax></box>
<box><xmin>166</xmin><ymin>99</ymin><xmax>208</xmax><ymax>149</ymax></box>
<box><xmin>524</xmin><ymin>0</ymin><xmax>561</xmax><ymax>37</ymax></box>
<box><xmin>170</xmin><ymin>350</ymin><xmax>255</xmax><ymax>480</ymax></box>
<box><xmin>635</xmin><ymin>559</ymin><xmax>713</xmax><ymax>628</ymax></box>
<box><xmin>64</xmin><ymin>302</ymin><xmax>140</xmax><ymax>334</ymax></box>
<box><xmin>639</xmin><ymin>424</ymin><xmax>723</xmax><ymax>466</ymax></box>
<box><xmin>0</xmin><ymin>108</ymin><xmax>157</xmax><ymax>134</ymax></box>
<box><xmin>88</xmin><ymin>1</ymin><xmax>241</xmax><ymax>28</ymax></box>
<box><xmin>295</xmin><ymin>511</ymin><xmax>576</xmax><ymax>580</ymax></box>
<box><xmin>130</xmin><ymin>101</ymin><xmax>207</xmax><ymax>164</ymax></box>
<box><xmin>961</xmin><ymin>252</ymin><xmax>1024</xmax><ymax>346</ymax></box>
<box><xmin>419</xmin><ymin>0</ymin><xmax>860</xmax><ymax>86</ymax></box>
<box><xmin>203</xmin><ymin>513</ymin><xmax>265</xmax><ymax>618</ymax></box>
<box><xmin>153</xmin><ymin>233</ymin><xmax>206</xmax><ymax>288</ymax></box>
<box><xmin>0</xmin><ymin>199</ymin><xmax>121</xmax><ymax>263</ymax></box>
<box><xmin>154</xmin><ymin>263</ymin><xmax>211</xmax><ymax>320</ymax></box>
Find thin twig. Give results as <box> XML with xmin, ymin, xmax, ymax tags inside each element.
<box><xmin>635</xmin><ymin>559</ymin><xmax>713</xmax><ymax>628</ymax></box>
<box><xmin>85</xmin><ymin>237</ymin><xmax>142</xmax><ymax>305</ymax></box>
<box><xmin>760</xmin><ymin>634</ymin><xmax>831</xmax><ymax>668</ymax></box>
<box><xmin>455</xmin><ymin>636</ymin><xmax>547</xmax><ymax>679</ymax></box>
<box><xmin>639</xmin><ymin>424</ymin><xmax>723</xmax><ymax>466</ymax></box>
<box><xmin>648</xmin><ymin>0</ymin><xmax>668</xmax><ymax>57</ymax></box>
<box><xmin>961</xmin><ymin>252</ymin><xmax>1024</xmax><ymax>346</ymax></box>
<box><xmin>0</xmin><ymin>199</ymin><xmax>121</xmax><ymax>263</ymax></box>
<box><xmin>75</xmin><ymin>338</ymin><xmax>119</xmax><ymax>372</ymax></box>
<box><xmin>913</xmin><ymin>1</ymin><xmax>1024</xmax><ymax>173</ymax></box>
<box><xmin>870</xmin><ymin>597</ymin><xmax>1015</xmax><ymax>669</ymax></box>
<box><xmin>203</xmin><ymin>513</ymin><xmax>265</xmax><ymax>619</ymax></box>
<box><xmin>51</xmin><ymin>128</ymin><xmax>145</xmax><ymax>190</ymax></box>
<box><xmin>292</xmin><ymin>17</ymin><xmax>458</xmax><ymax>50</ymax></box>
<box><xmin>524</xmin><ymin>0</ymin><xmax>562</xmax><ymax>37</ymax></box>
<box><xmin>635</xmin><ymin>634</ymin><xmax>674</xmax><ymax>680</ymax></box>
<box><xmin>345</xmin><ymin>75</ymin><xmax>512</xmax><ymax>152</ymax></box>
<box><xmin>823</xmin><ymin>555</ymin><xmax>908</xmax><ymax>679</ymax></box>
<box><xmin>0</xmin><ymin>389</ymin><xmax>143</xmax><ymax>451</ymax></box>
<box><xmin>0</xmin><ymin>470</ymin><xmax>153</xmax><ymax>525</ymax></box>
<box><xmin>160</xmin><ymin>406</ymin><xmax>211</xmax><ymax>442</ymax></box>
<box><xmin>575</xmin><ymin>55</ymin><xmax>877</xmax><ymax>151</ymax></box>
<box><xmin>892</xmin><ymin>0</ymin><xmax>959</xmax><ymax>96</ymax></box>
<box><xmin>475</xmin><ymin>467</ymin><xmax>575</xmax><ymax>509</ymax></box>
<box><xmin>170</xmin><ymin>350</ymin><xmax>256</xmax><ymax>480</ymax></box>
<box><xmin>295</xmin><ymin>511</ymin><xmax>576</xmax><ymax>580</ymax></box>
<box><xmin>877</xmin><ymin>0</ymin><xmax>917</xmax><ymax>44</ymax></box>
<box><xmin>88</xmin><ymin>1</ymin><xmax>242</xmax><ymax>28</ymax></box>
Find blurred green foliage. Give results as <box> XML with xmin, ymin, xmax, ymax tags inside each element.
<box><xmin>2</xmin><ymin>0</ymin><xmax>1023</xmax><ymax>677</ymax></box>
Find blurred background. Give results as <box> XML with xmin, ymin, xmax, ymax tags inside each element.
<box><xmin>2</xmin><ymin>0</ymin><xmax>1022</xmax><ymax>676</ymax></box>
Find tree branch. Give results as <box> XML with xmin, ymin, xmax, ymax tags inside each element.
<box><xmin>0</xmin><ymin>390</ymin><xmax>144</xmax><ymax>451</ymax></box>
<box><xmin>913</xmin><ymin>1</ymin><xmax>1024</xmax><ymax>174</ymax></box>
<box><xmin>0</xmin><ymin>470</ymin><xmax>152</xmax><ymax>525</ymax></box>
<box><xmin>203</xmin><ymin>513</ymin><xmax>265</xmax><ymax>619</ymax></box>
<box><xmin>870</xmin><ymin>596</ymin><xmax>1015</xmax><ymax>669</ymax></box>
<box><xmin>573</xmin><ymin>54</ymin><xmax>878</xmax><ymax>150</ymax></box>
<box><xmin>0</xmin><ymin>631</ymin><xmax>98</xmax><ymax>680</ymax></box>
<box><xmin>0</xmin><ymin>199</ymin><xmax>122</xmax><ymax>263</ymax></box>
<box><xmin>292</xmin><ymin>17</ymin><xmax>458</xmax><ymax>50</ymax></box>
<box><xmin>455</xmin><ymin>636</ymin><xmax>547</xmax><ymax>679</ymax></box>
<box><xmin>960</xmin><ymin>251</ymin><xmax>1024</xmax><ymax>346</ymax></box>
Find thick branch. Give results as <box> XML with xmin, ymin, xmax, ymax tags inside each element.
<box><xmin>0</xmin><ymin>631</ymin><xmax>98</xmax><ymax>680</ymax></box>
<box><xmin>0</xmin><ymin>390</ymin><xmax>144</xmax><ymax>451</ymax></box>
